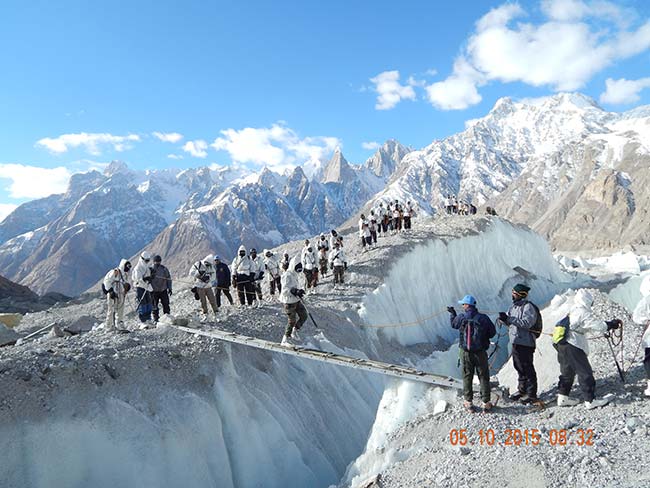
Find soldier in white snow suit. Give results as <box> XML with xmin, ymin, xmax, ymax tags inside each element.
<box><xmin>444</xmin><ymin>195</ymin><xmax>453</xmax><ymax>215</ymax></box>
<box><xmin>232</xmin><ymin>245</ymin><xmax>255</xmax><ymax>306</ymax></box>
<box><xmin>329</xmin><ymin>229</ymin><xmax>339</xmax><ymax>251</ymax></box>
<box><xmin>403</xmin><ymin>202</ymin><xmax>413</xmax><ymax>230</ymax></box>
<box><xmin>369</xmin><ymin>211</ymin><xmax>378</xmax><ymax>244</ymax></box>
<box><xmin>279</xmin><ymin>256</ymin><xmax>307</xmax><ymax>345</ymax></box>
<box><xmin>264</xmin><ymin>250</ymin><xmax>282</xmax><ymax>295</ymax></box>
<box><xmin>551</xmin><ymin>289</ymin><xmax>622</xmax><ymax>409</ymax></box>
<box><xmin>102</xmin><ymin>259</ymin><xmax>132</xmax><ymax>331</ymax></box>
<box><xmin>132</xmin><ymin>251</ymin><xmax>155</xmax><ymax>325</ymax></box>
<box><xmin>318</xmin><ymin>245</ymin><xmax>329</xmax><ymax>277</ymax></box>
<box><xmin>249</xmin><ymin>248</ymin><xmax>264</xmax><ymax>304</ymax></box>
<box><xmin>318</xmin><ymin>233</ymin><xmax>329</xmax><ymax>253</ymax></box>
<box><xmin>328</xmin><ymin>241</ymin><xmax>347</xmax><ymax>284</ymax></box>
<box><xmin>301</xmin><ymin>240</ymin><xmax>318</xmax><ymax>289</ymax></box>
<box><xmin>391</xmin><ymin>206</ymin><xmax>401</xmax><ymax>234</ymax></box>
<box><xmin>376</xmin><ymin>202</ymin><xmax>387</xmax><ymax>235</ymax></box>
<box><xmin>359</xmin><ymin>214</ymin><xmax>372</xmax><ymax>249</ymax></box>
<box><xmin>189</xmin><ymin>255</ymin><xmax>219</xmax><ymax>319</ymax></box>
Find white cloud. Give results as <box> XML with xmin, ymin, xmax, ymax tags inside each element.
<box><xmin>182</xmin><ymin>140</ymin><xmax>208</xmax><ymax>159</ymax></box>
<box><xmin>167</xmin><ymin>154</ymin><xmax>184</xmax><ymax>160</ymax></box>
<box><xmin>153</xmin><ymin>132</ymin><xmax>184</xmax><ymax>143</ymax></box>
<box><xmin>600</xmin><ymin>77</ymin><xmax>650</xmax><ymax>104</ymax></box>
<box><xmin>36</xmin><ymin>133</ymin><xmax>141</xmax><ymax>155</ymax></box>
<box><xmin>425</xmin><ymin>1</ymin><xmax>650</xmax><ymax>110</ymax></box>
<box><xmin>211</xmin><ymin>123</ymin><xmax>341</xmax><ymax>174</ymax></box>
<box><xmin>362</xmin><ymin>141</ymin><xmax>380</xmax><ymax>150</ymax></box>
<box><xmin>0</xmin><ymin>164</ymin><xmax>72</xmax><ymax>199</ymax></box>
<box><xmin>369</xmin><ymin>70</ymin><xmax>417</xmax><ymax>110</ymax></box>
<box><xmin>0</xmin><ymin>203</ymin><xmax>18</xmax><ymax>222</ymax></box>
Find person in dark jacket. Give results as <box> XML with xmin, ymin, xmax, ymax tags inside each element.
<box><xmin>213</xmin><ymin>256</ymin><xmax>234</xmax><ymax>307</ymax></box>
<box><xmin>449</xmin><ymin>294</ymin><xmax>496</xmax><ymax>412</ymax></box>
<box><xmin>499</xmin><ymin>284</ymin><xmax>539</xmax><ymax>403</ymax></box>
<box><xmin>151</xmin><ymin>255</ymin><xmax>172</xmax><ymax>323</ymax></box>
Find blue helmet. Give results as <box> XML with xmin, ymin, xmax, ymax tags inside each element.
<box><xmin>458</xmin><ymin>294</ymin><xmax>477</xmax><ymax>306</ymax></box>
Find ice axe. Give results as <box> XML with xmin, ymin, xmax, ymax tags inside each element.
<box><xmin>604</xmin><ymin>330</ymin><xmax>626</xmax><ymax>383</ymax></box>
<box><xmin>299</xmin><ymin>297</ymin><xmax>319</xmax><ymax>329</ymax></box>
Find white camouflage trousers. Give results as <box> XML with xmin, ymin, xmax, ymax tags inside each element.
<box><xmin>106</xmin><ymin>294</ymin><xmax>125</xmax><ymax>330</ymax></box>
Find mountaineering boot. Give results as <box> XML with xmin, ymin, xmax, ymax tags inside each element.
<box><xmin>281</xmin><ymin>335</ymin><xmax>292</xmax><ymax>346</ymax></box>
<box><xmin>585</xmin><ymin>395</ymin><xmax>612</xmax><ymax>410</ymax></box>
<box><xmin>509</xmin><ymin>391</ymin><xmax>524</xmax><ymax>401</ymax></box>
<box><xmin>291</xmin><ymin>328</ymin><xmax>300</xmax><ymax>341</ymax></box>
<box><xmin>645</xmin><ymin>380</ymin><xmax>650</xmax><ymax>397</ymax></box>
<box><xmin>557</xmin><ymin>394</ymin><xmax>580</xmax><ymax>407</ymax></box>
<box><xmin>463</xmin><ymin>401</ymin><xmax>476</xmax><ymax>413</ymax></box>
<box><xmin>519</xmin><ymin>395</ymin><xmax>539</xmax><ymax>405</ymax></box>
<box><xmin>482</xmin><ymin>401</ymin><xmax>493</xmax><ymax>413</ymax></box>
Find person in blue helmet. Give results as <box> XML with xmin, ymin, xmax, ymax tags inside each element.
<box><xmin>448</xmin><ymin>294</ymin><xmax>497</xmax><ymax>413</ymax></box>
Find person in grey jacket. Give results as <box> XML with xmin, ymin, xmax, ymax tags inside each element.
<box><xmin>151</xmin><ymin>255</ymin><xmax>172</xmax><ymax>323</ymax></box>
<box><xmin>499</xmin><ymin>284</ymin><xmax>540</xmax><ymax>403</ymax></box>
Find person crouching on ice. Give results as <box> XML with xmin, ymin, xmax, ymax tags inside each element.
<box><xmin>279</xmin><ymin>256</ymin><xmax>307</xmax><ymax>346</ymax></box>
<box><xmin>552</xmin><ymin>289</ymin><xmax>622</xmax><ymax>409</ymax></box>
<box><xmin>448</xmin><ymin>295</ymin><xmax>496</xmax><ymax>413</ymax></box>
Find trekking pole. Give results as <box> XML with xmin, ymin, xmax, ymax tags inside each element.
<box><xmin>299</xmin><ymin>297</ymin><xmax>319</xmax><ymax>329</ymax></box>
<box><xmin>626</xmin><ymin>321</ymin><xmax>649</xmax><ymax>373</ymax></box>
<box><xmin>604</xmin><ymin>331</ymin><xmax>626</xmax><ymax>383</ymax></box>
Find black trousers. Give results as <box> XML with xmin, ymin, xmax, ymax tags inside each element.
<box><xmin>404</xmin><ymin>216</ymin><xmax>411</xmax><ymax>229</ymax></box>
<box><xmin>644</xmin><ymin>348</ymin><xmax>650</xmax><ymax>378</ymax></box>
<box><xmin>214</xmin><ymin>287</ymin><xmax>234</xmax><ymax>307</ymax></box>
<box><xmin>152</xmin><ymin>291</ymin><xmax>170</xmax><ymax>321</ymax></box>
<box><xmin>555</xmin><ymin>342</ymin><xmax>595</xmax><ymax>402</ymax></box>
<box><xmin>370</xmin><ymin>230</ymin><xmax>377</xmax><ymax>243</ymax></box>
<box><xmin>512</xmin><ymin>344</ymin><xmax>538</xmax><ymax>398</ymax></box>
<box><xmin>236</xmin><ymin>274</ymin><xmax>254</xmax><ymax>305</ymax></box>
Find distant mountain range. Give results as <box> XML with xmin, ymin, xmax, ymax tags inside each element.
<box><xmin>2</xmin><ymin>93</ymin><xmax>649</xmax><ymax>296</ymax></box>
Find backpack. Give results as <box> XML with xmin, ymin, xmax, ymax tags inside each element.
<box><xmin>462</xmin><ymin>318</ymin><xmax>487</xmax><ymax>352</ymax></box>
<box><xmin>553</xmin><ymin>315</ymin><xmax>570</xmax><ymax>345</ymax></box>
<box><xmin>528</xmin><ymin>302</ymin><xmax>544</xmax><ymax>339</ymax></box>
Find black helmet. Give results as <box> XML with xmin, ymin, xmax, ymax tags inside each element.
<box><xmin>153</xmin><ymin>255</ymin><xmax>162</xmax><ymax>263</ymax></box>
<box><xmin>250</xmin><ymin>248</ymin><xmax>257</xmax><ymax>253</ymax></box>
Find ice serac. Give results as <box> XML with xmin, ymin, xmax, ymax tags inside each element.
<box><xmin>0</xmin><ymin>343</ymin><xmax>382</xmax><ymax>488</ymax></box>
<box><xmin>359</xmin><ymin>219</ymin><xmax>570</xmax><ymax>347</ymax></box>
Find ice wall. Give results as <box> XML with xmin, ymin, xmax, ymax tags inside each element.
<box><xmin>359</xmin><ymin>219</ymin><xmax>570</xmax><ymax>347</ymax></box>
<box><xmin>609</xmin><ymin>270</ymin><xmax>650</xmax><ymax>312</ymax></box>
<box><xmin>0</xmin><ymin>344</ymin><xmax>383</xmax><ymax>488</ymax></box>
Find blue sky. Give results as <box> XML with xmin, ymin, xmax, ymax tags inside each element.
<box><xmin>1</xmin><ymin>0</ymin><xmax>649</xmax><ymax>218</ymax></box>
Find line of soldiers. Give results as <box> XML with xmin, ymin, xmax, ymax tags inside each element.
<box><xmin>358</xmin><ymin>200</ymin><xmax>415</xmax><ymax>252</ymax></box>
<box><xmin>101</xmin><ymin>229</ymin><xmax>349</xmax><ymax>334</ymax></box>
<box><xmin>448</xmin><ymin>284</ymin><xmax>623</xmax><ymax>413</ymax></box>
<box><xmin>443</xmin><ymin>194</ymin><xmax>477</xmax><ymax>215</ymax></box>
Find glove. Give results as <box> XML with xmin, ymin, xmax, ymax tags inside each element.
<box><xmin>168</xmin><ymin>289</ymin><xmax>173</xmax><ymax>296</ymax></box>
<box><xmin>447</xmin><ymin>306</ymin><xmax>456</xmax><ymax>317</ymax></box>
<box><xmin>232</xmin><ymin>278</ymin><xmax>237</xmax><ymax>287</ymax></box>
<box><xmin>290</xmin><ymin>287</ymin><xmax>299</xmax><ymax>297</ymax></box>
<box><xmin>498</xmin><ymin>312</ymin><xmax>509</xmax><ymax>323</ymax></box>
<box><xmin>143</xmin><ymin>275</ymin><xmax>152</xmax><ymax>283</ymax></box>
<box><xmin>124</xmin><ymin>282</ymin><xmax>131</xmax><ymax>293</ymax></box>
<box><xmin>330</xmin><ymin>263</ymin><xmax>334</xmax><ymax>270</ymax></box>
<box><xmin>109</xmin><ymin>288</ymin><xmax>117</xmax><ymax>299</ymax></box>
<box><xmin>606</xmin><ymin>319</ymin><xmax>622</xmax><ymax>331</ymax></box>
<box><xmin>200</xmin><ymin>274</ymin><xmax>210</xmax><ymax>283</ymax></box>
<box><xmin>258</xmin><ymin>271</ymin><xmax>264</xmax><ymax>280</ymax></box>
<box><xmin>297</xmin><ymin>289</ymin><xmax>306</xmax><ymax>298</ymax></box>
<box><xmin>344</xmin><ymin>263</ymin><xmax>348</xmax><ymax>270</ymax></box>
